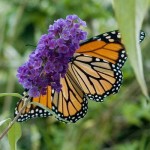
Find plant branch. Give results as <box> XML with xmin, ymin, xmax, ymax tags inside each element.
<box><xmin>0</xmin><ymin>98</ymin><xmax>30</xmax><ymax>140</ymax></box>
<box><xmin>0</xmin><ymin>93</ymin><xmax>22</xmax><ymax>99</ymax></box>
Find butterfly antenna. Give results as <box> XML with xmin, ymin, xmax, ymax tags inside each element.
<box><xmin>25</xmin><ymin>44</ymin><xmax>36</xmax><ymax>47</ymax></box>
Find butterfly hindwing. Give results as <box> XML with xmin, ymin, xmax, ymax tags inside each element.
<box><xmin>51</xmin><ymin>70</ymin><xmax>88</xmax><ymax>123</ymax></box>
<box><xmin>14</xmin><ymin>89</ymin><xmax>52</xmax><ymax>122</ymax></box>
<box><xmin>69</xmin><ymin>53</ymin><xmax>122</xmax><ymax>102</ymax></box>
<box><xmin>15</xmin><ymin>72</ymin><xmax>88</xmax><ymax>123</ymax></box>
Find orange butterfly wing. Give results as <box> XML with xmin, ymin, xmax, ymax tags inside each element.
<box><xmin>15</xmin><ymin>30</ymin><xmax>145</xmax><ymax>122</ymax></box>
<box><xmin>73</xmin><ymin>30</ymin><xmax>145</xmax><ymax>101</ymax></box>
<box><xmin>15</xmin><ymin>70</ymin><xmax>88</xmax><ymax>123</ymax></box>
<box><xmin>14</xmin><ymin>88</ymin><xmax>52</xmax><ymax>122</ymax></box>
<box><xmin>69</xmin><ymin>53</ymin><xmax>122</xmax><ymax>102</ymax></box>
<box><xmin>51</xmin><ymin>70</ymin><xmax>87</xmax><ymax>123</ymax></box>
<box><xmin>77</xmin><ymin>30</ymin><xmax>127</xmax><ymax>68</ymax></box>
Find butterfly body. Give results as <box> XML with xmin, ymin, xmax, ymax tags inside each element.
<box><xmin>14</xmin><ymin>30</ymin><xmax>145</xmax><ymax>123</ymax></box>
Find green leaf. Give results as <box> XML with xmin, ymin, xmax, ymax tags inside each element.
<box><xmin>0</xmin><ymin>118</ymin><xmax>11</xmax><ymax>133</ymax></box>
<box><xmin>113</xmin><ymin>0</ymin><xmax>149</xmax><ymax>100</ymax></box>
<box><xmin>0</xmin><ymin>118</ymin><xmax>11</xmax><ymax>126</ymax></box>
<box><xmin>8</xmin><ymin>122</ymin><xmax>22</xmax><ymax>150</ymax></box>
<box><xmin>0</xmin><ymin>93</ymin><xmax>22</xmax><ymax>99</ymax></box>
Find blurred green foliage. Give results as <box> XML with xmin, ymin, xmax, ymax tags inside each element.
<box><xmin>8</xmin><ymin>122</ymin><xmax>22</xmax><ymax>150</ymax></box>
<box><xmin>114</xmin><ymin>0</ymin><xmax>149</xmax><ymax>99</ymax></box>
<box><xmin>0</xmin><ymin>0</ymin><xmax>150</xmax><ymax>150</ymax></box>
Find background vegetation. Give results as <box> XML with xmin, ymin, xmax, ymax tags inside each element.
<box><xmin>0</xmin><ymin>0</ymin><xmax>150</xmax><ymax>149</ymax></box>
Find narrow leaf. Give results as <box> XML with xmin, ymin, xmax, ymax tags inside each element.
<box><xmin>0</xmin><ymin>118</ymin><xmax>11</xmax><ymax>133</ymax></box>
<box><xmin>113</xmin><ymin>0</ymin><xmax>149</xmax><ymax>100</ymax></box>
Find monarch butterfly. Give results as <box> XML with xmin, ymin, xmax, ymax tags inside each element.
<box><xmin>14</xmin><ymin>30</ymin><xmax>145</xmax><ymax>123</ymax></box>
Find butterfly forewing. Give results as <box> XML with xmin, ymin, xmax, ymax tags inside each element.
<box><xmin>77</xmin><ymin>30</ymin><xmax>127</xmax><ymax>68</ymax></box>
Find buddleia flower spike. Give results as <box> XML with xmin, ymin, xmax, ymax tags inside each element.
<box><xmin>17</xmin><ymin>15</ymin><xmax>87</xmax><ymax>97</ymax></box>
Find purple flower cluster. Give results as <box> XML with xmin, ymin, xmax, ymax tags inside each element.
<box><xmin>17</xmin><ymin>15</ymin><xmax>87</xmax><ymax>97</ymax></box>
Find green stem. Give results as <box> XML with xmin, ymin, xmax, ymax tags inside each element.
<box><xmin>0</xmin><ymin>93</ymin><xmax>22</xmax><ymax>99</ymax></box>
<box><xmin>0</xmin><ymin>98</ymin><xmax>30</xmax><ymax>140</ymax></box>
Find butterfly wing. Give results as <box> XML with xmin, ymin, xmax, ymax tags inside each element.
<box><xmin>15</xmin><ymin>71</ymin><xmax>88</xmax><ymax>123</ymax></box>
<box><xmin>73</xmin><ymin>30</ymin><xmax>145</xmax><ymax>101</ymax></box>
<box><xmin>51</xmin><ymin>70</ymin><xmax>88</xmax><ymax>123</ymax></box>
<box><xmin>77</xmin><ymin>30</ymin><xmax>127</xmax><ymax>68</ymax></box>
<box><xmin>15</xmin><ymin>30</ymin><xmax>145</xmax><ymax>122</ymax></box>
<box><xmin>14</xmin><ymin>88</ymin><xmax>52</xmax><ymax>122</ymax></box>
<box><xmin>69</xmin><ymin>53</ymin><xmax>122</xmax><ymax>102</ymax></box>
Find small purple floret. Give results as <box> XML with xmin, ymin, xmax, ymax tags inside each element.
<box><xmin>17</xmin><ymin>14</ymin><xmax>87</xmax><ymax>97</ymax></box>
